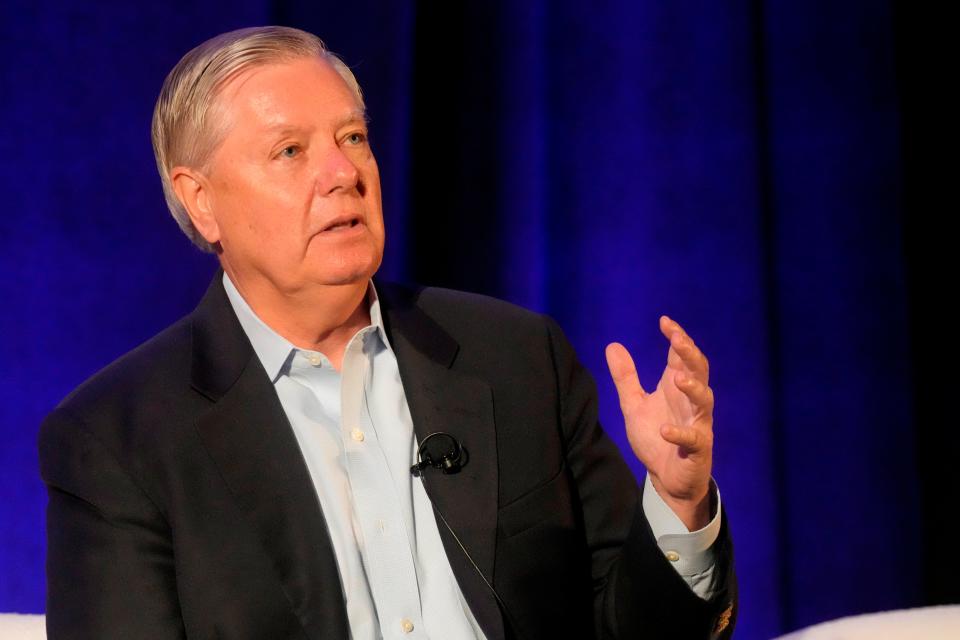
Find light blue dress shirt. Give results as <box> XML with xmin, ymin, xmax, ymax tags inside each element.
<box><xmin>222</xmin><ymin>273</ymin><xmax>721</xmax><ymax>639</ymax></box>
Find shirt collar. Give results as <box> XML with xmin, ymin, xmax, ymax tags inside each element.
<box><xmin>222</xmin><ymin>272</ymin><xmax>391</xmax><ymax>383</ymax></box>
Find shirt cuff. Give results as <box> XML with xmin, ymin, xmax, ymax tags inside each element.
<box><xmin>641</xmin><ymin>474</ymin><xmax>721</xmax><ymax>577</ymax></box>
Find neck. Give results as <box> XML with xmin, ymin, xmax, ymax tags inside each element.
<box><xmin>223</xmin><ymin>265</ymin><xmax>371</xmax><ymax>372</ymax></box>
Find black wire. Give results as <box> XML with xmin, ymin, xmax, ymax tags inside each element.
<box><xmin>417</xmin><ymin>478</ymin><xmax>526</xmax><ymax>640</ymax></box>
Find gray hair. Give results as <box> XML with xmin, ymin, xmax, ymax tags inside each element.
<box><xmin>151</xmin><ymin>26</ymin><xmax>365</xmax><ymax>252</ymax></box>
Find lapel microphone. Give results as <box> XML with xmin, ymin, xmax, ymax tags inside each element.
<box><xmin>410</xmin><ymin>432</ymin><xmax>464</xmax><ymax>476</ymax></box>
<box><xmin>409</xmin><ymin>430</ymin><xmax>525</xmax><ymax>639</ymax></box>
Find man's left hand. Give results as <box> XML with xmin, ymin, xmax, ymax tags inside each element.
<box><xmin>605</xmin><ymin>316</ymin><xmax>714</xmax><ymax>531</ymax></box>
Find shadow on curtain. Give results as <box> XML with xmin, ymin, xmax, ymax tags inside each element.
<box><xmin>0</xmin><ymin>1</ymin><xmax>947</xmax><ymax>637</ymax></box>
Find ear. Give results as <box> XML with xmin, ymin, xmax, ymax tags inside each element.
<box><xmin>171</xmin><ymin>166</ymin><xmax>221</xmax><ymax>245</ymax></box>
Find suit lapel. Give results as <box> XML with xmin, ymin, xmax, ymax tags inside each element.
<box><xmin>187</xmin><ymin>274</ymin><xmax>505</xmax><ymax>640</ymax></box>
<box><xmin>377</xmin><ymin>281</ymin><xmax>505</xmax><ymax>640</ymax></box>
<box><xmin>189</xmin><ymin>275</ymin><xmax>350</xmax><ymax>640</ymax></box>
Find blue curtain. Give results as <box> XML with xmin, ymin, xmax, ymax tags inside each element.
<box><xmin>0</xmin><ymin>1</ymin><xmax>939</xmax><ymax>637</ymax></box>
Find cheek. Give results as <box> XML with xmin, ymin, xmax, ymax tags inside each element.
<box><xmin>362</xmin><ymin>165</ymin><xmax>384</xmax><ymax>214</ymax></box>
<box><xmin>217</xmin><ymin>174</ymin><xmax>306</xmax><ymax>247</ymax></box>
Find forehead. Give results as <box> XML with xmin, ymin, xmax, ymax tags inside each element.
<box><xmin>214</xmin><ymin>56</ymin><xmax>363</xmax><ymax>130</ymax></box>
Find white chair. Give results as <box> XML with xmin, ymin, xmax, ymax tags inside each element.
<box><xmin>0</xmin><ymin>614</ymin><xmax>45</xmax><ymax>640</ymax></box>
<box><xmin>775</xmin><ymin>605</ymin><xmax>960</xmax><ymax>640</ymax></box>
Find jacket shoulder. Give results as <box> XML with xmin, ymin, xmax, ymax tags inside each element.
<box><xmin>381</xmin><ymin>280</ymin><xmax>550</xmax><ymax>337</ymax></box>
<box><xmin>51</xmin><ymin>314</ymin><xmax>196</xmax><ymax>429</ymax></box>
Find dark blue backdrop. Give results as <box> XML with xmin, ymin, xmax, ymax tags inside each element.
<box><xmin>0</xmin><ymin>1</ymin><xmax>933</xmax><ymax>638</ymax></box>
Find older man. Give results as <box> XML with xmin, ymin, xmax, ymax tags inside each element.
<box><xmin>40</xmin><ymin>26</ymin><xmax>735</xmax><ymax>640</ymax></box>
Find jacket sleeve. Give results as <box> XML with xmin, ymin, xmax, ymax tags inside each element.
<box><xmin>38</xmin><ymin>407</ymin><xmax>187</xmax><ymax>640</ymax></box>
<box><xmin>542</xmin><ymin>315</ymin><xmax>737</xmax><ymax>640</ymax></box>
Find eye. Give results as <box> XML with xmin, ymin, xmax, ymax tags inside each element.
<box><xmin>344</xmin><ymin>131</ymin><xmax>367</xmax><ymax>146</ymax></box>
<box><xmin>278</xmin><ymin>145</ymin><xmax>300</xmax><ymax>159</ymax></box>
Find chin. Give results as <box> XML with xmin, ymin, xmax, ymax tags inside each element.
<box><xmin>312</xmin><ymin>253</ymin><xmax>382</xmax><ymax>287</ymax></box>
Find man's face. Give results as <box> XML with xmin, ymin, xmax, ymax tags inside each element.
<box><xmin>196</xmin><ymin>56</ymin><xmax>384</xmax><ymax>294</ymax></box>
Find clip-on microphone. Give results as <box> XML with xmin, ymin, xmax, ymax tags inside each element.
<box><xmin>410</xmin><ymin>431</ymin><xmax>464</xmax><ymax>476</ymax></box>
<box><xmin>407</xmin><ymin>430</ymin><xmax>526</xmax><ymax>639</ymax></box>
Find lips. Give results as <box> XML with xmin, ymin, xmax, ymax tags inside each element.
<box><xmin>320</xmin><ymin>214</ymin><xmax>363</xmax><ymax>232</ymax></box>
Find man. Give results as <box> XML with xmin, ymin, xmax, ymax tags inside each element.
<box><xmin>40</xmin><ymin>26</ymin><xmax>735</xmax><ymax>639</ymax></box>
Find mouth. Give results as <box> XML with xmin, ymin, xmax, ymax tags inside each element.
<box><xmin>320</xmin><ymin>215</ymin><xmax>363</xmax><ymax>233</ymax></box>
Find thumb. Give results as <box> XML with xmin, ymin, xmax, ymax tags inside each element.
<box><xmin>605</xmin><ymin>342</ymin><xmax>647</xmax><ymax>402</ymax></box>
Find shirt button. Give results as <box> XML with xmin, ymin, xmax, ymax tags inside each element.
<box><xmin>400</xmin><ymin>619</ymin><xmax>414</xmax><ymax>634</ymax></box>
<box><xmin>351</xmin><ymin>428</ymin><xmax>365</xmax><ymax>442</ymax></box>
<box><xmin>665</xmin><ymin>550</ymin><xmax>680</xmax><ymax>562</ymax></box>
<box><xmin>306</xmin><ymin>353</ymin><xmax>322</xmax><ymax>366</ymax></box>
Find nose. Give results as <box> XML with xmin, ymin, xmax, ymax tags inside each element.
<box><xmin>319</xmin><ymin>145</ymin><xmax>360</xmax><ymax>195</ymax></box>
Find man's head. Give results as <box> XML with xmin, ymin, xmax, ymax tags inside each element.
<box><xmin>152</xmin><ymin>26</ymin><xmax>384</xmax><ymax>293</ymax></box>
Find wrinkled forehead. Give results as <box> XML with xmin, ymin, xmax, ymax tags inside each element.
<box><xmin>210</xmin><ymin>56</ymin><xmax>365</xmax><ymax>133</ymax></box>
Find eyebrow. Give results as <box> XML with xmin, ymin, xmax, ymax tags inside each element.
<box><xmin>333</xmin><ymin>109</ymin><xmax>369</xmax><ymax>129</ymax></box>
<box><xmin>260</xmin><ymin>109</ymin><xmax>368</xmax><ymax>137</ymax></box>
<box><xmin>262</xmin><ymin>124</ymin><xmax>309</xmax><ymax>137</ymax></box>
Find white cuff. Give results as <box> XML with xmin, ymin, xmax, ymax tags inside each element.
<box><xmin>641</xmin><ymin>474</ymin><xmax>721</xmax><ymax>577</ymax></box>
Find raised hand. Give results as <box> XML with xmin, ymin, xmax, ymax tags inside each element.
<box><xmin>605</xmin><ymin>316</ymin><xmax>714</xmax><ymax>530</ymax></box>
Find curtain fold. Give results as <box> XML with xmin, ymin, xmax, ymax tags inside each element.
<box><xmin>0</xmin><ymin>1</ymin><xmax>930</xmax><ymax>636</ymax></box>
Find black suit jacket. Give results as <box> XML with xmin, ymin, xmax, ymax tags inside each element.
<box><xmin>40</xmin><ymin>274</ymin><xmax>736</xmax><ymax>639</ymax></box>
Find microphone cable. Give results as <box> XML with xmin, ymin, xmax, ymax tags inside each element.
<box><xmin>411</xmin><ymin>432</ymin><xmax>527</xmax><ymax>640</ymax></box>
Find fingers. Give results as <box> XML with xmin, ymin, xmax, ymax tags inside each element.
<box><xmin>661</xmin><ymin>315</ymin><xmax>709</xmax><ymax>383</ymax></box>
<box><xmin>675</xmin><ymin>372</ymin><xmax>714</xmax><ymax>414</ymax></box>
<box><xmin>660</xmin><ymin>423</ymin><xmax>712</xmax><ymax>455</ymax></box>
<box><xmin>605</xmin><ymin>342</ymin><xmax>647</xmax><ymax>403</ymax></box>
